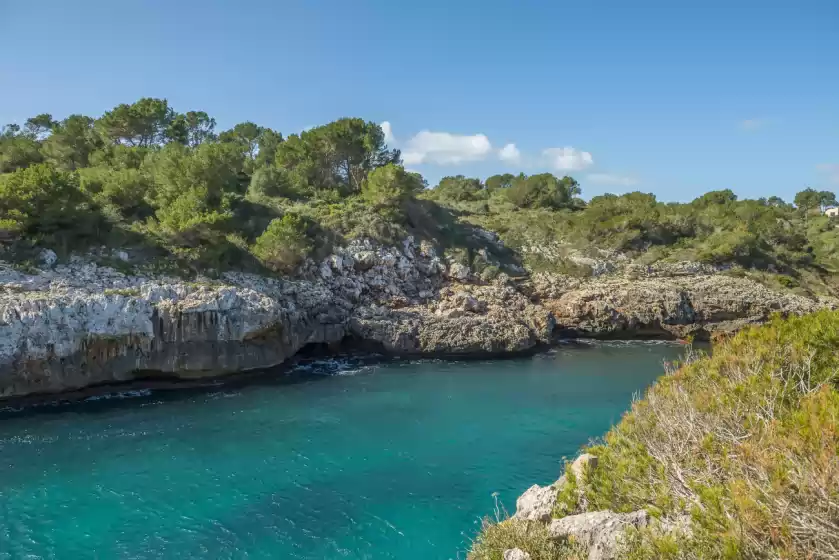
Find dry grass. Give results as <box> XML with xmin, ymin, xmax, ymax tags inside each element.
<box><xmin>467</xmin><ymin>495</ymin><xmax>587</xmax><ymax>560</ymax></box>
<box><xmin>579</xmin><ymin>311</ymin><xmax>839</xmax><ymax>559</ymax></box>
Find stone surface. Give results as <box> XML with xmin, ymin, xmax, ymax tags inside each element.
<box><xmin>548</xmin><ymin>510</ymin><xmax>649</xmax><ymax>560</ymax></box>
<box><xmin>570</xmin><ymin>453</ymin><xmax>598</xmax><ymax>481</ymax></box>
<box><xmin>503</xmin><ymin>548</ymin><xmax>532</xmax><ymax>560</ymax></box>
<box><xmin>532</xmin><ymin>271</ymin><xmax>834</xmax><ymax>339</ymax></box>
<box><xmin>513</xmin><ymin>483</ymin><xmax>558</xmax><ymax>522</ymax></box>
<box><xmin>0</xmin><ymin>236</ymin><xmax>832</xmax><ymax>400</ymax></box>
<box><xmin>0</xmin><ymin>238</ymin><xmax>551</xmax><ymax>399</ymax></box>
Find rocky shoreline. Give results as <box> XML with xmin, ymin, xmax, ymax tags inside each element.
<box><xmin>0</xmin><ymin>238</ymin><xmax>831</xmax><ymax>401</ymax></box>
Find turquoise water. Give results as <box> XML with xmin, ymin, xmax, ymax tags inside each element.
<box><xmin>0</xmin><ymin>343</ymin><xmax>683</xmax><ymax>559</ymax></box>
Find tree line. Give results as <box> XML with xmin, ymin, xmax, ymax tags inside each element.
<box><xmin>0</xmin><ymin>97</ymin><xmax>836</xmax><ymax>281</ymax></box>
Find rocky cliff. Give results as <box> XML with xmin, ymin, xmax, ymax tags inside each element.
<box><xmin>0</xmin><ymin>239</ymin><xmax>831</xmax><ymax>400</ymax></box>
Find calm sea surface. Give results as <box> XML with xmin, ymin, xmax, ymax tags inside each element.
<box><xmin>0</xmin><ymin>342</ymin><xmax>685</xmax><ymax>559</ymax></box>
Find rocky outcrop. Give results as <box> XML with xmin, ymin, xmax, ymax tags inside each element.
<box><xmin>548</xmin><ymin>510</ymin><xmax>649</xmax><ymax>560</ymax></box>
<box><xmin>509</xmin><ymin>454</ymin><xmax>655</xmax><ymax>560</ymax></box>
<box><xmin>0</xmin><ymin>238</ymin><xmax>834</xmax><ymax>399</ymax></box>
<box><xmin>513</xmin><ymin>454</ymin><xmax>597</xmax><ymax>522</ymax></box>
<box><xmin>0</xmin><ymin>238</ymin><xmax>552</xmax><ymax>400</ymax></box>
<box><xmin>502</xmin><ymin>549</ymin><xmax>531</xmax><ymax>560</ymax></box>
<box><xmin>531</xmin><ymin>271</ymin><xmax>834</xmax><ymax>339</ymax></box>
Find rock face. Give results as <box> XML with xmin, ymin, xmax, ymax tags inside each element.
<box><xmin>513</xmin><ymin>483</ymin><xmax>558</xmax><ymax>523</ymax></box>
<box><xmin>532</xmin><ymin>271</ymin><xmax>833</xmax><ymax>339</ymax></box>
<box><xmin>548</xmin><ymin>510</ymin><xmax>649</xmax><ymax>560</ymax></box>
<box><xmin>0</xmin><ymin>238</ymin><xmax>833</xmax><ymax>399</ymax></box>
<box><xmin>0</xmin><ymin>238</ymin><xmax>552</xmax><ymax>400</ymax></box>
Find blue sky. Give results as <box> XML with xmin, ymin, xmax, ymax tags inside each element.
<box><xmin>1</xmin><ymin>0</ymin><xmax>837</xmax><ymax>201</ymax></box>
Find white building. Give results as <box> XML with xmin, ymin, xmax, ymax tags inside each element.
<box><xmin>825</xmin><ymin>206</ymin><xmax>839</xmax><ymax>217</ymax></box>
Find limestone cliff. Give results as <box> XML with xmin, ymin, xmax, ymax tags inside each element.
<box><xmin>0</xmin><ymin>239</ymin><xmax>831</xmax><ymax>400</ymax></box>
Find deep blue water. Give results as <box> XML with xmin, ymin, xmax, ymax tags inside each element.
<box><xmin>0</xmin><ymin>343</ymin><xmax>684</xmax><ymax>559</ymax></box>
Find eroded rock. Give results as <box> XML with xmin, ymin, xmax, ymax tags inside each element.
<box><xmin>503</xmin><ymin>548</ymin><xmax>532</xmax><ymax>560</ymax></box>
<box><xmin>513</xmin><ymin>483</ymin><xmax>558</xmax><ymax>522</ymax></box>
<box><xmin>548</xmin><ymin>510</ymin><xmax>648</xmax><ymax>560</ymax></box>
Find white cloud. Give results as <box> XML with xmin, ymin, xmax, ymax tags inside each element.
<box><xmin>382</xmin><ymin>121</ymin><xmax>596</xmax><ymax>172</ymax></box>
<box><xmin>739</xmin><ymin>118</ymin><xmax>767</xmax><ymax>131</ymax></box>
<box><xmin>542</xmin><ymin>147</ymin><xmax>594</xmax><ymax>171</ymax></box>
<box><xmin>401</xmin><ymin>130</ymin><xmax>493</xmax><ymax>165</ymax></box>
<box><xmin>380</xmin><ymin>121</ymin><xmax>395</xmax><ymax>145</ymax></box>
<box><xmin>817</xmin><ymin>163</ymin><xmax>839</xmax><ymax>184</ymax></box>
<box><xmin>498</xmin><ymin>143</ymin><xmax>521</xmax><ymax>164</ymax></box>
<box><xmin>585</xmin><ymin>173</ymin><xmax>639</xmax><ymax>187</ymax></box>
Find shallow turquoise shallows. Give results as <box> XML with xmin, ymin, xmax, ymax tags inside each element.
<box><xmin>0</xmin><ymin>343</ymin><xmax>684</xmax><ymax>560</ymax></box>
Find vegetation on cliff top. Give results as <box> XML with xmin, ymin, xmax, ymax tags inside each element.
<box><xmin>1</xmin><ymin>98</ymin><xmax>837</xmax><ymax>293</ymax></box>
<box><xmin>470</xmin><ymin>310</ymin><xmax>839</xmax><ymax>559</ymax></box>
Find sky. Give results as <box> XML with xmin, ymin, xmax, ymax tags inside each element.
<box><xmin>1</xmin><ymin>0</ymin><xmax>837</xmax><ymax>202</ymax></box>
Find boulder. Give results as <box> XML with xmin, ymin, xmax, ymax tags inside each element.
<box><xmin>503</xmin><ymin>548</ymin><xmax>532</xmax><ymax>560</ymax></box>
<box><xmin>447</xmin><ymin>262</ymin><xmax>470</xmax><ymax>282</ymax></box>
<box><xmin>513</xmin><ymin>484</ymin><xmax>558</xmax><ymax>522</ymax></box>
<box><xmin>39</xmin><ymin>249</ymin><xmax>57</xmax><ymax>268</ymax></box>
<box><xmin>570</xmin><ymin>453</ymin><xmax>598</xmax><ymax>481</ymax></box>
<box><xmin>548</xmin><ymin>510</ymin><xmax>648</xmax><ymax>560</ymax></box>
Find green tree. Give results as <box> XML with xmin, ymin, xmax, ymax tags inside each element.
<box><xmin>167</xmin><ymin>111</ymin><xmax>217</xmax><ymax>147</ymax></box>
<box><xmin>24</xmin><ymin>114</ymin><xmax>56</xmax><ymax>139</ymax></box>
<box><xmin>818</xmin><ymin>190</ymin><xmax>837</xmax><ymax>210</ymax></box>
<box><xmin>506</xmin><ymin>173</ymin><xmax>581</xmax><ymax>209</ymax></box>
<box><xmin>0</xmin><ymin>164</ymin><xmax>96</xmax><ymax>245</ymax></box>
<box><xmin>251</xmin><ymin>213</ymin><xmax>313</xmax><ymax>272</ymax></box>
<box><xmin>362</xmin><ymin>164</ymin><xmax>424</xmax><ymax>207</ymax></box>
<box><xmin>154</xmin><ymin>186</ymin><xmax>232</xmax><ymax>243</ymax></box>
<box><xmin>248</xmin><ymin>166</ymin><xmax>296</xmax><ymax>198</ymax></box>
<box><xmin>0</xmin><ymin>124</ymin><xmax>43</xmax><ymax>172</ymax></box>
<box><xmin>432</xmin><ymin>175</ymin><xmax>485</xmax><ymax>201</ymax></box>
<box><xmin>96</xmin><ymin>98</ymin><xmax>175</xmax><ymax>147</ymax></box>
<box><xmin>143</xmin><ymin>142</ymin><xmax>245</xmax><ymax>210</ymax></box>
<box><xmin>275</xmin><ymin>119</ymin><xmax>399</xmax><ymax>193</ymax></box>
<box><xmin>220</xmin><ymin>123</ymin><xmax>283</xmax><ymax>172</ymax></box>
<box><xmin>219</xmin><ymin>122</ymin><xmax>262</xmax><ymax>158</ymax></box>
<box><xmin>255</xmin><ymin>128</ymin><xmax>283</xmax><ymax>168</ymax></box>
<box><xmin>78</xmin><ymin>166</ymin><xmax>153</xmax><ymax>218</ymax></box>
<box><xmin>485</xmin><ymin>173</ymin><xmax>516</xmax><ymax>192</ymax></box>
<box><xmin>692</xmin><ymin>189</ymin><xmax>738</xmax><ymax>206</ymax></box>
<box><xmin>89</xmin><ymin>144</ymin><xmax>151</xmax><ymax>170</ymax></box>
<box><xmin>42</xmin><ymin>115</ymin><xmax>99</xmax><ymax>170</ymax></box>
<box><xmin>794</xmin><ymin>188</ymin><xmax>821</xmax><ymax>212</ymax></box>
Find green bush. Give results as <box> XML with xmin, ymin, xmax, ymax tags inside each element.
<box><xmin>248</xmin><ymin>166</ymin><xmax>299</xmax><ymax>199</ymax></box>
<box><xmin>0</xmin><ymin>163</ymin><xmax>99</xmax><ymax>247</ymax></box>
<box><xmin>505</xmin><ymin>173</ymin><xmax>581</xmax><ymax>210</ymax></box>
<box><xmin>79</xmin><ymin>166</ymin><xmax>153</xmax><ymax>218</ymax></box>
<box><xmin>251</xmin><ymin>213</ymin><xmax>313</xmax><ymax>272</ymax></box>
<box><xmin>362</xmin><ymin>163</ymin><xmax>423</xmax><ymax>208</ymax></box>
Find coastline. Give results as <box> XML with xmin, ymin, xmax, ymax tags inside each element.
<box><xmin>0</xmin><ymin>238</ymin><xmax>831</xmax><ymax>403</ymax></box>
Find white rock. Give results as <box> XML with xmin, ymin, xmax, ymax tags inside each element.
<box><xmin>39</xmin><ymin>249</ymin><xmax>57</xmax><ymax>268</ymax></box>
<box><xmin>513</xmin><ymin>484</ymin><xmax>557</xmax><ymax>522</ymax></box>
<box><xmin>570</xmin><ymin>453</ymin><xmax>598</xmax><ymax>481</ymax></box>
<box><xmin>503</xmin><ymin>549</ymin><xmax>532</xmax><ymax>560</ymax></box>
<box><xmin>447</xmin><ymin>262</ymin><xmax>470</xmax><ymax>281</ymax></box>
<box><xmin>548</xmin><ymin>510</ymin><xmax>648</xmax><ymax>560</ymax></box>
<box><xmin>319</xmin><ymin>262</ymin><xmax>333</xmax><ymax>279</ymax></box>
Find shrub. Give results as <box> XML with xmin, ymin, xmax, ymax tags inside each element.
<box><xmin>362</xmin><ymin>163</ymin><xmax>423</xmax><ymax>208</ymax></box>
<box><xmin>251</xmin><ymin>213</ymin><xmax>313</xmax><ymax>272</ymax></box>
<box><xmin>0</xmin><ymin>163</ymin><xmax>99</xmax><ymax>247</ymax></box>
<box><xmin>248</xmin><ymin>166</ymin><xmax>299</xmax><ymax>199</ymax></box>
<box><xmin>506</xmin><ymin>173</ymin><xmax>581</xmax><ymax>210</ymax></box>
<box><xmin>79</xmin><ymin>166</ymin><xmax>153</xmax><ymax>218</ymax></box>
<box><xmin>577</xmin><ymin>311</ymin><xmax>839</xmax><ymax>558</ymax></box>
